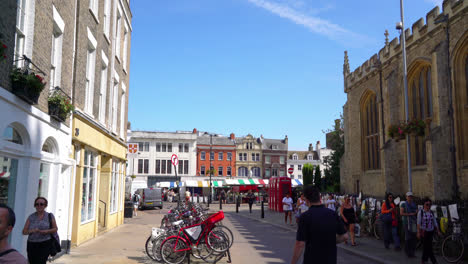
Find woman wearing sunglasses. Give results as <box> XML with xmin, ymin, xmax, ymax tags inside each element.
<box><xmin>381</xmin><ymin>193</ymin><xmax>401</xmax><ymax>250</ymax></box>
<box><xmin>22</xmin><ymin>197</ymin><xmax>58</xmax><ymax>264</ymax></box>
<box><xmin>417</xmin><ymin>197</ymin><xmax>440</xmax><ymax>264</ymax></box>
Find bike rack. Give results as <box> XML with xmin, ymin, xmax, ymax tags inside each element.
<box><xmin>186</xmin><ymin>248</ymin><xmax>232</xmax><ymax>264</ymax></box>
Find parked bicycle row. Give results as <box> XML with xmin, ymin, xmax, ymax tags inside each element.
<box><xmin>145</xmin><ymin>202</ymin><xmax>234</xmax><ymax>264</ymax></box>
<box><xmin>318</xmin><ymin>192</ymin><xmax>466</xmax><ymax>263</ymax></box>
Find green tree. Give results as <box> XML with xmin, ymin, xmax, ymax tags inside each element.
<box><xmin>302</xmin><ymin>164</ymin><xmax>314</xmax><ymax>186</ymax></box>
<box><xmin>314</xmin><ymin>165</ymin><xmax>322</xmax><ymax>190</ymax></box>
<box><xmin>322</xmin><ymin>117</ymin><xmax>344</xmax><ymax>193</ymax></box>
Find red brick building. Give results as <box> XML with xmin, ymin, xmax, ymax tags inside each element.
<box><xmin>196</xmin><ymin>133</ymin><xmax>236</xmax><ymax>178</ymax></box>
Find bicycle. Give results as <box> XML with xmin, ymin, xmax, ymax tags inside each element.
<box><xmin>160</xmin><ymin>211</ymin><xmax>231</xmax><ymax>264</ymax></box>
<box><xmin>441</xmin><ymin>218</ymin><xmax>465</xmax><ymax>263</ymax></box>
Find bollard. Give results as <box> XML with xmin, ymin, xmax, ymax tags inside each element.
<box><xmin>261</xmin><ymin>201</ymin><xmax>264</xmax><ymax>218</ymax></box>
<box><xmin>236</xmin><ymin>197</ymin><xmax>239</xmax><ymax>213</ymax></box>
<box><xmin>197</xmin><ymin>195</ymin><xmax>199</xmax><ymax>203</ymax></box>
<box><xmin>219</xmin><ymin>197</ymin><xmax>222</xmax><ymax>210</ymax></box>
<box><xmin>203</xmin><ymin>196</ymin><xmax>206</xmax><ymax>204</ymax></box>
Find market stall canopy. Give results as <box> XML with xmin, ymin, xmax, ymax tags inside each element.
<box><xmin>291</xmin><ymin>179</ymin><xmax>303</xmax><ymax>187</ymax></box>
<box><xmin>156</xmin><ymin>181</ymin><xmax>183</xmax><ymax>188</ymax></box>
<box><xmin>185</xmin><ymin>180</ymin><xmax>224</xmax><ymax>187</ymax></box>
<box><xmin>225</xmin><ymin>179</ymin><xmax>269</xmax><ymax>185</ymax></box>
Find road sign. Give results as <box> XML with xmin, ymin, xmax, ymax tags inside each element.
<box><xmin>128</xmin><ymin>143</ymin><xmax>138</xmax><ymax>154</ymax></box>
<box><xmin>288</xmin><ymin>167</ymin><xmax>294</xmax><ymax>175</ymax></box>
<box><xmin>171</xmin><ymin>154</ymin><xmax>179</xmax><ymax>166</ymax></box>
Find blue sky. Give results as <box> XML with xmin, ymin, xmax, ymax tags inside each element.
<box><xmin>128</xmin><ymin>0</ymin><xmax>442</xmax><ymax>150</ymax></box>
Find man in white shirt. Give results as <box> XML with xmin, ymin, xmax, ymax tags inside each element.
<box><xmin>282</xmin><ymin>193</ymin><xmax>294</xmax><ymax>225</ymax></box>
<box><xmin>325</xmin><ymin>194</ymin><xmax>336</xmax><ymax>212</ymax></box>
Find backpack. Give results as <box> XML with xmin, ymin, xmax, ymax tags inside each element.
<box><xmin>132</xmin><ymin>194</ymin><xmax>139</xmax><ymax>203</ymax></box>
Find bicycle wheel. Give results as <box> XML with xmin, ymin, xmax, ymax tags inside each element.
<box><xmin>206</xmin><ymin>229</ymin><xmax>230</xmax><ymax>253</ymax></box>
<box><xmin>160</xmin><ymin>237</ymin><xmax>187</xmax><ymax>264</ymax></box>
<box><xmin>211</xmin><ymin>225</ymin><xmax>234</xmax><ymax>248</ymax></box>
<box><xmin>145</xmin><ymin>236</ymin><xmax>156</xmax><ymax>260</ymax></box>
<box><xmin>192</xmin><ymin>240</ymin><xmax>223</xmax><ymax>263</ymax></box>
<box><xmin>373</xmin><ymin>219</ymin><xmax>384</xmax><ymax>240</ymax></box>
<box><xmin>441</xmin><ymin>235</ymin><xmax>464</xmax><ymax>263</ymax></box>
<box><xmin>152</xmin><ymin>235</ymin><xmax>166</xmax><ymax>262</ymax></box>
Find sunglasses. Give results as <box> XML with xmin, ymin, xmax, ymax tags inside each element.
<box><xmin>35</xmin><ymin>203</ymin><xmax>46</xmax><ymax>206</ymax></box>
<box><xmin>425</xmin><ymin>203</ymin><xmax>431</xmax><ymax>206</ymax></box>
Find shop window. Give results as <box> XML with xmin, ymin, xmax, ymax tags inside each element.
<box><xmin>2</xmin><ymin>126</ymin><xmax>23</xmax><ymax>145</ymax></box>
<box><xmin>81</xmin><ymin>150</ymin><xmax>97</xmax><ymax>223</ymax></box>
<box><xmin>0</xmin><ymin>156</ymin><xmax>18</xmax><ymax>208</ymax></box>
<box><xmin>110</xmin><ymin>160</ymin><xmax>119</xmax><ymax>213</ymax></box>
<box><xmin>38</xmin><ymin>163</ymin><xmax>50</xmax><ymax>198</ymax></box>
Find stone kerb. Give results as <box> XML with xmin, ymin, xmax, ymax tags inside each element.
<box><xmin>345</xmin><ymin>0</ymin><xmax>467</xmax><ymax>89</ymax></box>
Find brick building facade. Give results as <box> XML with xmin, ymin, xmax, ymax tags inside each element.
<box><xmin>341</xmin><ymin>0</ymin><xmax>468</xmax><ymax>200</ymax></box>
<box><xmin>262</xmin><ymin>136</ymin><xmax>288</xmax><ymax>178</ymax></box>
<box><xmin>196</xmin><ymin>133</ymin><xmax>236</xmax><ymax>178</ymax></box>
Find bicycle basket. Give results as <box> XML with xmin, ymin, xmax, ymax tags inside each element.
<box><xmin>205</xmin><ymin>211</ymin><xmax>224</xmax><ymax>225</ymax></box>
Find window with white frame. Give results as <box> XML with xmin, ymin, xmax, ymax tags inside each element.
<box><xmin>256</xmin><ymin>153</ymin><xmax>260</xmax><ymax>161</ymax></box>
<box><xmin>81</xmin><ymin>150</ymin><xmax>97</xmax><ymax>223</ymax></box>
<box><xmin>272</xmin><ymin>168</ymin><xmax>278</xmax><ymax>177</ymax></box>
<box><xmin>252</xmin><ymin>167</ymin><xmax>260</xmax><ymax>177</ymax></box>
<box><xmin>265</xmin><ymin>155</ymin><xmax>270</xmax><ymax>164</ymax></box>
<box><xmin>50</xmin><ymin>6</ymin><xmax>64</xmax><ymax>90</ymax></box>
<box><xmin>280</xmin><ymin>168</ymin><xmax>285</xmax><ymax>177</ymax></box>
<box><xmin>14</xmin><ymin>0</ymin><xmax>27</xmax><ymax>67</ymax></box>
<box><xmin>210</xmin><ymin>151</ymin><xmax>214</xmax><ymax>160</ymax></box>
<box><xmin>178</xmin><ymin>143</ymin><xmax>183</xmax><ymax>152</ymax></box>
<box><xmin>120</xmin><ymin>89</ymin><xmax>126</xmax><ymax>138</ymax></box>
<box><xmin>200</xmin><ymin>166</ymin><xmax>205</xmax><ymax>176</ymax></box>
<box><xmin>238</xmin><ymin>167</ymin><xmax>248</xmax><ymax>177</ymax></box>
<box><xmin>280</xmin><ymin>156</ymin><xmax>285</xmax><ymax>164</ymax></box>
<box><xmin>307</xmin><ymin>154</ymin><xmax>313</xmax><ymax>160</ymax></box>
<box><xmin>138</xmin><ymin>142</ymin><xmax>149</xmax><ymax>152</ymax></box>
<box><xmin>167</xmin><ymin>143</ymin><xmax>172</xmax><ymax>152</ymax></box>
<box><xmin>89</xmin><ymin>0</ymin><xmax>98</xmax><ymax>16</ymax></box>
<box><xmin>238</xmin><ymin>153</ymin><xmax>243</xmax><ymax>161</ymax></box>
<box><xmin>184</xmin><ymin>143</ymin><xmax>189</xmax><ymax>152</ymax></box>
<box><xmin>201</xmin><ymin>151</ymin><xmax>205</xmax><ymax>160</ymax></box>
<box><xmin>111</xmin><ymin>76</ymin><xmax>119</xmax><ymax>132</ymax></box>
<box><xmin>227</xmin><ymin>152</ymin><xmax>232</xmax><ymax>161</ymax></box>
<box><xmin>99</xmin><ymin>52</ymin><xmax>108</xmax><ymax>123</ymax></box>
<box><xmin>103</xmin><ymin>0</ymin><xmax>111</xmax><ymax>37</ymax></box>
<box><xmin>293</xmin><ymin>154</ymin><xmax>298</xmax><ymax>160</ymax></box>
<box><xmin>290</xmin><ymin>164</ymin><xmax>294</xmax><ymax>169</ymax></box>
<box><xmin>265</xmin><ymin>168</ymin><xmax>270</xmax><ymax>177</ymax></box>
<box><xmin>243</xmin><ymin>153</ymin><xmax>247</xmax><ymax>161</ymax></box>
<box><xmin>123</xmin><ymin>25</ymin><xmax>128</xmax><ymax>71</ymax></box>
<box><xmin>218</xmin><ymin>152</ymin><xmax>223</xmax><ymax>160</ymax></box>
<box><xmin>85</xmin><ymin>29</ymin><xmax>97</xmax><ymax>115</ymax></box>
<box><xmin>137</xmin><ymin>159</ymin><xmax>148</xmax><ymax>174</ymax></box>
<box><xmin>251</xmin><ymin>153</ymin><xmax>255</xmax><ymax>161</ymax></box>
<box><xmin>227</xmin><ymin>166</ymin><xmax>231</xmax><ymax>176</ymax></box>
<box><xmin>298</xmin><ymin>165</ymin><xmax>302</xmax><ymax>171</ymax></box>
<box><xmin>110</xmin><ymin>160</ymin><xmax>119</xmax><ymax>213</ymax></box>
<box><xmin>115</xmin><ymin>8</ymin><xmax>122</xmax><ymax>60</ymax></box>
<box><xmin>218</xmin><ymin>166</ymin><xmax>223</xmax><ymax>176</ymax></box>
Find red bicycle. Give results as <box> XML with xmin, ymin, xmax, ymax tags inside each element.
<box><xmin>160</xmin><ymin>210</ymin><xmax>230</xmax><ymax>264</ymax></box>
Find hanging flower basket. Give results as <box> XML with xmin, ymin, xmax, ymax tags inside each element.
<box><xmin>10</xmin><ymin>68</ymin><xmax>46</xmax><ymax>105</ymax></box>
<box><xmin>48</xmin><ymin>88</ymin><xmax>74</xmax><ymax>122</ymax></box>
<box><xmin>388</xmin><ymin>118</ymin><xmax>428</xmax><ymax>141</ymax></box>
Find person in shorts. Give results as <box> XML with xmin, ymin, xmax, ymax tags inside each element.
<box><xmin>282</xmin><ymin>193</ymin><xmax>294</xmax><ymax>225</ymax></box>
<box><xmin>132</xmin><ymin>191</ymin><xmax>141</xmax><ymax>216</ymax></box>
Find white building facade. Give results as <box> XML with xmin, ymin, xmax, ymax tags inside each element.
<box><xmin>287</xmin><ymin>142</ymin><xmax>332</xmax><ymax>179</ymax></box>
<box><xmin>127</xmin><ymin>130</ymin><xmax>197</xmax><ymax>191</ymax></box>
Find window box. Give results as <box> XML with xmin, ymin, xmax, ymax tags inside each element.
<box><xmin>10</xmin><ymin>67</ymin><xmax>46</xmax><ymax>105</ymax></box>
<box><xmin>48</xmin><ymin>87</ymin><xmax>74</xmax><ymax>122</ymax></box>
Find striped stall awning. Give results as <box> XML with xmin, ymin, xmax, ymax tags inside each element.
<box><xmin>0</xmin><ymin>171</ymin><xmax>10</xmax><ymax>179</ymax></box>
<box><xmin>157</xmin><ymin>182</ymin><xmax>183</xmax><ymax>188</ymax></box>
<box><xmin>185</xmin><ymin>181</ymin><xmax>224</xmax><ymax>187</ymax></box>
<box><xmin>291</xmin><ymin>179</ymin><xmax>303</xmax><ymax>187</ymax></box>
<box><xmin>225</xmin><ymin>179</ymin><xmax>269</xmax><ymax>185</ymax></box>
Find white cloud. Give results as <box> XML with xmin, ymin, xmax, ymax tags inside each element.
<box><xmin>246</xmin><ymin>0</ymin><xmax>367</xmax><ymax>42</ymax></box>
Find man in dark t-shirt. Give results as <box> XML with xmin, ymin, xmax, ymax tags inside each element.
<box><xmin>291</xmin><ymin>186</ymin><xmax>348</xmax><ymax>264</ymax></box>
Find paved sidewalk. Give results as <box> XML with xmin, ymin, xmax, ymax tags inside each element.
<box><xmin>219</xmin><ymin>202</ymin><xmax>457</xmax><ymax>264</ymax></box>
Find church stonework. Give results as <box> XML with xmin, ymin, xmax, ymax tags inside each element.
<box><xmin>341</xmin><ymin>0</ymin><xmax>468</xmax><ymax>200</ymax></box>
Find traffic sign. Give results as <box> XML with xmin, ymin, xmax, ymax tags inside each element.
<box><xmin>171</xmin><ymin>154</ymin><xmax>179</xmax><ymax>166</ymax></box>
<box><xmin>288</xmin><ymin>167</ymin><xmax>294</xmax><ymax>174</ymax></box>
<box><xmin>128</xmin><ymin>143</ymin><xmax>138</xmax><ymax>154</ymax></box>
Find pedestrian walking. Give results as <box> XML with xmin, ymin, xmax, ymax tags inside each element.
<box><xmin>400</xmin><ymin>192</ymin><xmax>417</xmax><ymax>258</ymax></box>
<box><xmin>246</xmin><ymin>190</ymin><xmax>256</xmax><ymax>213</ymax></box>
<box><xmin>168</xmin><ymin>189</ymin><xmax>173</xmax><ymax>203</ymax></box>
<box><xmin>282</xmin><ymin>193</ymin><xmax>293</xmax><ymax>225</ymax></box>
<box><xmin>381</xmin><ymin>193</ymin><xmax>401</xmax><ymax>250</ymax></box>
<box><xmin>417</xmin><ymin>197</ymin><xmax>440</xmax><ymax>264</ymax></box>
<box><xmin>220</xmin><ymin>189</ymin><xmax>226</xmax><ymax>204</ymax></box>
<box><xmin>0</xmin><ymin>204</ymin><xmax>27</xmax><ymax>264</ymax></box>
<box><xmin>340</xmin><ymin>196</ymin><xmax>357</xmax><ymax>246</ymax></box>
<box><xmin>22</xmin><ymin>197</ymin><xmax>58</xmax><ymax>264</ymax></box>
<box><xmin>325</xmin><ymin>194</ymin><xmax>337</xmax><ymax>212</ymax></box>
<box><xmin>132</xmin><ymin>191</ymin><xmax>141</xmax><ymax>216</ymax></box>
<box><xmin>291</xmin><ymin>186</ymin><xmax>348</xmax><ymax>264</ymax></box>
<box><xmin>185</xmin><ymin>190</ymin><xmax>191</xmax><ymax>203</ymax></box>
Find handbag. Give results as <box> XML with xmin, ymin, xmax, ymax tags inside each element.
<box><xmin>380</xmin><ymin>212</ymin><xmax>393</xmax><ymax>224</ymax></box>
<box><xmin>48</xmin><ymin>213</ymin><xmax>61</xmax><ymax>256</ymax></box>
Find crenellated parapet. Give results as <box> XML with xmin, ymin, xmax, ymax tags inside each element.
<box><xmin>344</xmin><ymin>0</ymin><xmax>467</xmax><ymax>90</ymax></box>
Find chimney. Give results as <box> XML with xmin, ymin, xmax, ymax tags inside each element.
<box><xmin>308</xmin><ymin>144</ymin><xmax>313</xmax><ymax>152</ymax></box>
<box><xmin>193</xmin><ymin>128</ymin><xmax>197</xmax><ymax>134</ymax></box>
<box><xmin>316</xmin><ymin>141</ymin><xmax>321</xmax><ymax>151</ymax></box>
<box><xmin>284</xmin><ymin>135</ymin><xmax>288</xmax><ymax>144</ymax></box>
<box><xmin>230</xmin><ymin>133</ymin><xmax>235</xmax><ymax>140</ymax></box>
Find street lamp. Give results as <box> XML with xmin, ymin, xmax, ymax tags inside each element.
<box><xmin>204</xmin><ymin>132</ymin><xmax>214</xmax><ymax>207</ymax></box>
<box><xmin>397</xmin><ymin>0</ymin><xmax>412</xmax><ymax>192</ymax></box>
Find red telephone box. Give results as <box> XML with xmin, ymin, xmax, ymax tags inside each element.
<box><xmin>268</xmin><ymin>177</ymin><xmax>292</xmax><ymax>212</ymax></box>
